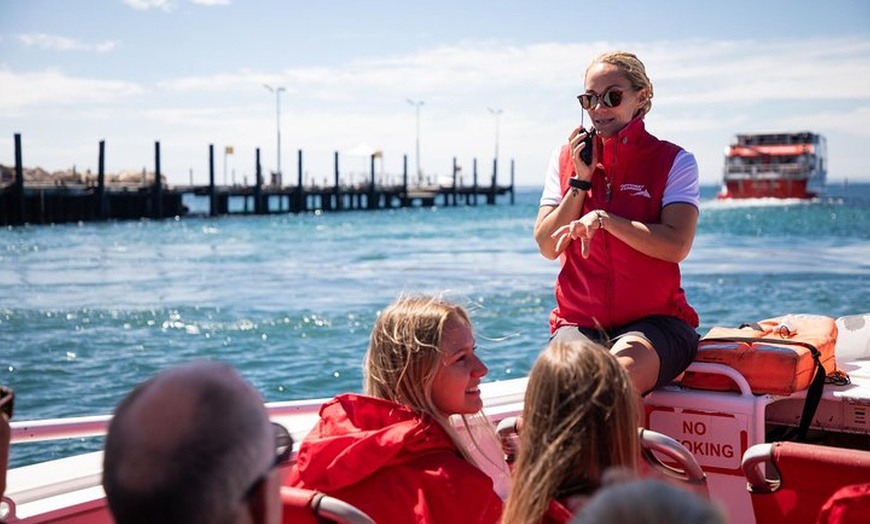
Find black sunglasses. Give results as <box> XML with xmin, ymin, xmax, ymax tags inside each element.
<box><xmin>242</xmin><ymin>422</ymin><xmax>294</xmax><ymax>499</ymax></box>
<box><xmin>577</xmin><ymin>88</ymin><xmax>624</xmax><ymax>110</ymax></box>
<box><xmin>272</xmin><ymin>422</ymin><xmax>294</xmax><ymax>466</ymax></box>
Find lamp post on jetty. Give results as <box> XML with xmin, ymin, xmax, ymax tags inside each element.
<box><xmin>263</xmin><ymin>84</ymin><xmax>286</xmax><ymax>186</ymax></box>
<box><xmin>406</xmin><ymin>98</ymin><xmax>424</xmax><ymax>187</ymax></box>
<box><xmin>488</xmin><ymin>107</ymin><xmax>503</xmax><ymax>181</ymax></box>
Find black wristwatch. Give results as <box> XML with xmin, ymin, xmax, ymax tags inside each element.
<box><xmin>569</xmin><ymin>177</ymin><xmax>592</xmax><ymax>191</ymax></box>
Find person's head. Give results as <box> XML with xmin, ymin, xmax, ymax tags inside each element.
<box><xmin>363</xmin><ymin>294</ymin><xmax>512</xmax><ymax>493</ymax></box>
<box><xmin>581</xmin><ymin>51</ymin><xmax>653</xmax><ymax>139</ymax></box>
<box><xmin>570</xmin><ymin>478</ymin><xmax>728</xmax><ymax>524</ymax></box>
<box><xmin>102</xmin><ymin>360</ymin><xmax>285</xmax><ymax>524</ymax></box>
<box><xmin>503</xmin><ymin>340</ymin><xmax>640</xmax><ymax>524</ymax></box>
<box><xmin>364</xmin><ymin>294</ymin><xmax>488</xmax><ymax>419</ymax></box>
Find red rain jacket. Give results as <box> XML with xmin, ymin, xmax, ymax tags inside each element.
<box><xmin>542</xmin><ymin>499</ymin><xmax>574</xmax><ymax>523</ymax></box>
<box><xmin>286</xmin><ymin>393</ymin><xmax>503</xmax><ymax>524</ymax></box>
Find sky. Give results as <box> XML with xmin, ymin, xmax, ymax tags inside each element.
<box><xmin>1</xmin><ymin>0</ymin><xmax>869</xmax><ymax>189</ymax></box>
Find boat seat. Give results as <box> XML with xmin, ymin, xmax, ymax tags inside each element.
<box><xmin>816</xmin><ymin>482</ymin><xmax>870</xmax><ymax>523</ymax></box>
<box><xmin>741</xmin><ymin>441</ymin><xmax>870</xmax><ymax>524</ymax></box>
<box><xmin>496</xmin><ymin>416</ymin><xmax>707</xmax><ymax>493</ymax></box>
<box><xmin>281</xmin><ymin>486</ymin><xmax>376</xmax><ymax>524</ymax></box>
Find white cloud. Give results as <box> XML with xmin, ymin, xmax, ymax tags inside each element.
<box><xmin>122</xmin><ymin>0</ymin><xmax>175</xmax><ymax>11</ymax></box>
<box><xmin>156</xmin><ymin>71</ymin><xmax>266</xmax><ymax>92</ymax></box>
<box><xmin>0</xmin><ymin>67</ymin><xmax>144</xmax><ymax>113</ymax></box>
<box><xmin>17</xmin><ymin>33</ymin><xmax>116</xmax><ymax>53</ymax></box>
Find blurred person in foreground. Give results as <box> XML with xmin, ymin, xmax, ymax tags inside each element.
<box><xmin>570</xmin><ymin>477</ymin><xmax>727</xmax><ymax>524</ymax></box>
<box><xmin>102</xmin><ymin>360</ymin><xmax>288</xmax><ymax>524</ymax></box>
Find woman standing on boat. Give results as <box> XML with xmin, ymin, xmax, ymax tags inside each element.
<box><xmin>286</xmin><ymin>294</ymin><xmax>508</xmax><ymax>524</ymax></box>
<box><xmin>534</xmin><ymin>50</ymin><xmax>700</xmax><ymax>396</ymax></box>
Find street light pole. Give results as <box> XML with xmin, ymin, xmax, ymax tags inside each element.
<box><xmin>487</xmin><ymin>107</ymin><xmax>503</xmax><ymax>166</ymax></box>
<box><xmin>406</xmin><ymin>98</ymin><xmax>424</xmax><ymax>186</ymax></box>
<box><xmin>263</xmin><ymin>84</ymin><xmax>286</xmax><ymax>186</ymax></box>
<box><xmin>488</xmin><ymin>107</ymin><xmax>503</xmax><ymax>186</ymax></box>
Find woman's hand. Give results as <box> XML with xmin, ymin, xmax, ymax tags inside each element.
<box><xmin>569</xmin><ymin>126</ymin><xmax>596</xmax><ymax>180</ymax></box>
<box><xmin>551</xmin><ymin>210</ymin><xmax>601</xmax><ymax>258</ymax></box>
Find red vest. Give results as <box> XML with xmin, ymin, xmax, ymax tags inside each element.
<box><xmin>551</xmin><ymin>118</ymin><xmax>699</xmax><ymax>332</ymax></box>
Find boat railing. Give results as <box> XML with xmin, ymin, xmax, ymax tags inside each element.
<box><xmin>10</xmin><ymin>414</ymin><xmax>111</xmax><ymax>445</ymax></box>
<box><xmin>9</xmin><ymin>375</ymin><xmax>528</xmax><ymax>446</ymax></box>
<box><xmin>735</xmin><ymin>132</ymin><xmax>819</xmax><ymax>146</ymax></box>
<box><xmin>8</xmin><ymin>396</ymin><xmax>334</xmax><ymax>446</ymax></box>
<box><xmin>724</xmin><ymin>163</ymin><xmax>814</xmax><ymax>178</ymax></box>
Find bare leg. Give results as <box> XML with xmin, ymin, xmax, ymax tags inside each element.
<box><xmin>610</xmin><ymin>334</ymin><xmax>660</xmax><ymax>396</ymax></box>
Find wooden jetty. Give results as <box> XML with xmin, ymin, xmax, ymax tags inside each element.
<box><xmin>0</xmin><ymin>135</ymin><xmax>514</xmax><ymax>226</ymax></box>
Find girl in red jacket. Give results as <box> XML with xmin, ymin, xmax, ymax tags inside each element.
<box><xmin>287</xmin><ymin>295</ymin><xmax>508</xmax><ymax>524</ymax></box>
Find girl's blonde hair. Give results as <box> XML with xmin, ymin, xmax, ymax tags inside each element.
<box><xmin>364</xmin><ymin>294</ymin><xmax>511</xmax><ymax>495</ymax></box>
<box><xmin>364</xmin><ymin>294</ymin><xmax>471</xmax><ymax>419</ymax></box>
<box><xmin>587</xmin><ymin>50</ymin><xmax>654</xmax><ymax>118</ymax></box>
<box><xmin>502</xmin><ymin>339</ymin><xmax>640</xmax><ymax>524</ymax></box>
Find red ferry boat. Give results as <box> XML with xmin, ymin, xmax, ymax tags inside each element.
<box><xmin>718</xmin><ymin>132</ymin><xmax>827</xmax><ymax>199</ymax></box>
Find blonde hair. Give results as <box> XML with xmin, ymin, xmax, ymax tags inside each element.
<box><xmin>364</xmin><ymin>294</ymin><xmax>471</xmax><ymax>417</ymax></box>
<box><xmin>364</xmin><ymin>294</ymin><xmax>510</xmax><ymax>491</ymax></box>
<box><xmin>587</xmin><ymin>50</ymin><xmax>654</xmax><ymax>118</ymax></box>
<box><xmin>502</xmin><ymin>340</ymin><xmax>640</xmax><ymax>524</ymax></box>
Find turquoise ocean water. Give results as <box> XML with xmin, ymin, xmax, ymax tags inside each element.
<box><xmin>2</xmin><ymin>183</ymin><xmax>869</xmax><ymax>468</ymax></box>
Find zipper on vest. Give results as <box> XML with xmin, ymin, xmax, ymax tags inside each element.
<box><xmin>605</xmin><ymin>141</ymin><xmax>616</xmax><ymax>202</ymax></box>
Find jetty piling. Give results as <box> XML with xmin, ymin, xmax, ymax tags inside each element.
<box><xmin>254</xmin><ymin>148</ymin><xmax>264</xmax><ymax>215</ymax></box>
<box><xmin>208</xmin><ymin>144</ymin><xmax>216</xmax><ymax>217</ymax></box>
<box><xmin>153</xmin><ymin>141</ymin><xmax>163</xmax><ymax>219</ymax></box>
<box><xmin>97</xmin><ymin>140</ymin><xmax>107</xmax><ymax>219</ymax></box>
<box><xmin>14</xmin><ymin>133</ymin><xmax>25</xmax><ymax>226</ymax></box>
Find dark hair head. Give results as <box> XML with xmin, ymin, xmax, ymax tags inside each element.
<box><xmin>102</xmin><ymin>361</ymin><xmax>272</xmax><ymax>524</ymax></box>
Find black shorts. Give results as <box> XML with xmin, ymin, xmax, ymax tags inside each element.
<box><xmin>550</xmin><ymin>315</ymin><xmax>699</xmax><ymax>390</ymax></box>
